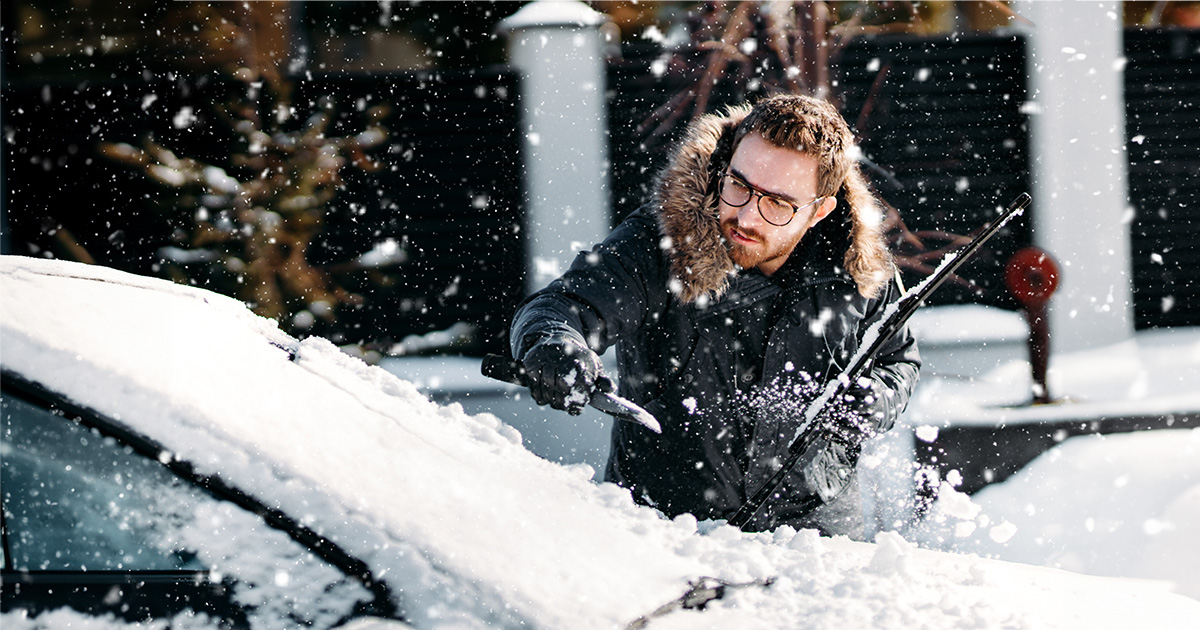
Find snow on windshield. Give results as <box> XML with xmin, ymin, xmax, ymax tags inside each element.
<box><xmin>3</xmin><ymin>257</ymin><xmax>1200</xmax><ymax>629</ymax></box>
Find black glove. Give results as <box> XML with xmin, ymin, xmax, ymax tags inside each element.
<box><xmin>806</xmin><ymin>379</ymin><xmax>895</xmax><ymax>504</ymax></box>
<box><xmin>803</xmin><ymin>438</ymin><xmax>857</xmax><ymax>504</ymax></box>
<box><xmin>825</xmin><ymin>378</ymin><xmax>888</xmax><ymax>449</ymax></box>
<box><xmin>520</xmin><ymin>334</ymin><xmax>612</xmax><ymax>415</ymax></box>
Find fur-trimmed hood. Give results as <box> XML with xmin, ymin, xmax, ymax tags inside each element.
<box><xmin>652</xmin><ymin>106</ymin><xmax>892</xmax><ymax>304</ymax></box>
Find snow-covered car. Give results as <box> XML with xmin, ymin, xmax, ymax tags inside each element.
<box><xmin>3</xmin><ymin>255</ymin><xmax>1199</xmax><ymax>630</ymax></box>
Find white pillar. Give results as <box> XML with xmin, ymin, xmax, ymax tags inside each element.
<box><xmin>1018</xmin><ymin>1</ymin><xmax>1134</xmax><ymax>352</ymax></box>
<box><xmin>498</xmin><ymin>1</ymin><xmax>613</xmax><ymax>294</ymax></box>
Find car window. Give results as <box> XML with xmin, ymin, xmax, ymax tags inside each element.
<box><xmin>2</xmin><ymin>393</ymin><xmax>204</xmax><ymax>571</ymax></box>
<box><xmin>1</xmin><ymin>390</ymin><xmax>374</xmax><ymax>627</ymax></box>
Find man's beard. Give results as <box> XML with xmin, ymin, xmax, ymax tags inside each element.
<box><xmin>721</xmin><ymin>218</ymin><xmax>805</xmax><ymax>271</ymax></box>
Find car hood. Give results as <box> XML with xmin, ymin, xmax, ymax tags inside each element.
<box><xmin>5</xmin><ymin>256</ymin><xmax>1200</xmax><ymax>630</ymax></box>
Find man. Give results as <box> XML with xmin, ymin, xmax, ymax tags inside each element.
<box><xmin>510</xmin><ymin>94</ymin><xmax>920</xmax><ymax>537</ymax></box>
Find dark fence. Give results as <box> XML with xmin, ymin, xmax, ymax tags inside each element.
<box><xmin>1125</xmin><ymin>28</ymin><xmax>1200</xmax><ymax>330</ymax></box>
<box><xmin>301</xmin><ymin>72</ymin><xmax>526</xmax><ymax>352</ymax></box>
<box><xmin>2</xmin><ymin>69</ymin><xmax>525</xmax><ymax>354</ymax></box>
<box><xmin>6</xmin><ymin>26</ymin><xmax>1197</xmax><ymax>369</ymax></box>
<box><xmin>607</xmin><ymin>33</ymin><xmax>1033</xmax><ymax>309</ymax></box>
<box><xmin>838</xmin><ymin>33</ymin><xmax>1032</xmax><ymax>305</ymax></box>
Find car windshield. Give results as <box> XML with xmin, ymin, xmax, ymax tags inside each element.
<box><xmin>1</xmin><ymin>388</ymin><xmax>374</xmax><ymax>626</ymax></box>
<box><xmin>2</xmin><ymin>393</ymin><xmax>205</xmax><ymax>571</ymax></box>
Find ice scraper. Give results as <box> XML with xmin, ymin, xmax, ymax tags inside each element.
<box><xmin>482</xmin><ymin>354</ymin><xmax>662</xmax><ymax>434</ymax></box>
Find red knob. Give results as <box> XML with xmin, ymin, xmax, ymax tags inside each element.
<box><xmin>1005</xmin><ymin>247</ymin><xmax>1060</xmax><ymax>308</ymax></box>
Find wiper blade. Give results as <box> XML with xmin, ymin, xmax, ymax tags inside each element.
<box><xmin>626</xmin><ymin>576</ymin><xmax>775</xmax><ymax>629</ymax></box>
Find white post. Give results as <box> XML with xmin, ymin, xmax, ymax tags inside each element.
<box><xmin>1017</xmin><ymin>1</ymin><xmax>1134</xmax><ymax>352</ymax></box>
<box><xmin>498</xmin><ymin>1</ymin><xmax>613</xmax><ymax>294</ymax></box>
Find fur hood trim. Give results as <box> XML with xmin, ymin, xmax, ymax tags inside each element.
<box><xmin>652</xmin><ymin>106</ymin><xmax>892</xmax><ymax>304</ymax></box>
<box><xmin>652</xmin><ymin>107</ymin><xmax>746</xmax><ymax>305</ymax></box>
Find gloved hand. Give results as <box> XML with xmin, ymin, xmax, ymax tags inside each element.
<box><xmin>803</xmin><ymin>438</ymin><xmax>857</xmax><ymax>504</ymax></box>
<box><xmin>826</xmin><ymin>378</ymin><xmax>887</xmax><ymax>450</ymax></box>
<box><xmin>805</xmin><ymin>378</ymin><xmax>895</xmax><ymax>504</ymax></box>
<box><xmin>521</xmin><ymin>334</ymin><xmax>613</xmax><ymax>415</ymax></box>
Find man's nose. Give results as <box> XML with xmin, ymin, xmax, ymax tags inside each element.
<box><xmin>737</xmin><ymin>197</ymin><xmax>765</xmax><ymax>226</ymax></box>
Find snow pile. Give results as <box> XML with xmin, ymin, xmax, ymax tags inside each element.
<box><xmin>643</xmin><ymin>524</ymin><xmax>1195</xmax><ymax>630</ymax></box>
<box><xmin>910</xmin><ymin>325</ymin><xmax>1200</xmax><ymax>424</ymax></box>
<box><xmin>906</xmin><ymin>302</ymin><xmax>1200</xmax><ymax>605</ymax></box>
<box><xmin>908</xmin><ymin>304</ymin><xmax>1028</xmax><ymax>346</ymax></box>
<box><xmin>916</xmin><ymin>428</ymin><xmax>1200</xmax><ymax>601</ymax></box>
<box><xmin>4</xmin><ymin>256</ymin><xmax>1200</xmax><ymax>629</ymax></box>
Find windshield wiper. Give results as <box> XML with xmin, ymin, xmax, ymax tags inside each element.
<box><xmin>626</xmin><ymin>576</ymin><xmax>775</xmax><ymax>629</ymax></box>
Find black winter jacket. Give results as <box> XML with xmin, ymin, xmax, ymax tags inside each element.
<box><xmin>510</xmin><ymin>108</ymin><xmax>920</xmax><ymax>536</ymax></box>
<box><xmin>512</xmin><ymin>209</ymin><xmax>919</xmax><ymax>535</ymax></box>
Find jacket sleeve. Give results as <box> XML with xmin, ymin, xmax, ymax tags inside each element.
<box><xmin>857</xmin><ymin>278</ymin><xmax>922</xmax><ymax>435</ymax></box>
<box><xmin>510</xmin><ymin>210</ymin><xmax>670</xmax><ymax>361</ymax></box>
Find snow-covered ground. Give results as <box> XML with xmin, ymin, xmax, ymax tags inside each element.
<box><xmin>904</xmin><ymin>305</ymin><xmax>1200</xmax><ymax>605</ymax></box>
<box><xmin>908</xmin><ymin>305</ymin><xmax>1200</xmax><ymax>425</ymax></box>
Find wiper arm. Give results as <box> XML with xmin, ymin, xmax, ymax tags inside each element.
<box><xmin>626</xmin><ymin>576</ymin><xmax>775</xmax><ymax>629</ymax></box>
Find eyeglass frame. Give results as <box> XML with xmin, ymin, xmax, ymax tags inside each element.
<box><xmin>716</xmin><ymin>169</ymin><xmax>827</xmax><ymax>227</ymax></box>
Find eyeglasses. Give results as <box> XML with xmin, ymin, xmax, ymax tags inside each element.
<box><xmin>718</xmin><ymin>170</ymin><xmax>826</xmax><ymax>227</ymax></box>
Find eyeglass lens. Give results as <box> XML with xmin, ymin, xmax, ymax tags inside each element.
<box><xmin>720</xmin><ymin>175</ymin><xmax>796</xmax><ymax>226</ymax></box>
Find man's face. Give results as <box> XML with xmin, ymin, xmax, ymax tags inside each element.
<box><xmin>718</xmin><ymin>132</ymin><xmax>837</xmax><ymax>276</ymax></box>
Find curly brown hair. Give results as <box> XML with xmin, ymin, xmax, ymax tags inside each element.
<box><xmin>730</xmin><ymin>94</ymin><xmax>856</xmax><ymax>200</ymax></box>
<box><xmin>724</xmin><ymin>94</ymin><xmax>891</xmax><ymax>297</ymax></box>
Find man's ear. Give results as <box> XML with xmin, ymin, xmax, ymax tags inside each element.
<box><xmin>810</xmin><ymin>196</ymin><xmax>838</xmax><ymax>225</ymax></box>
